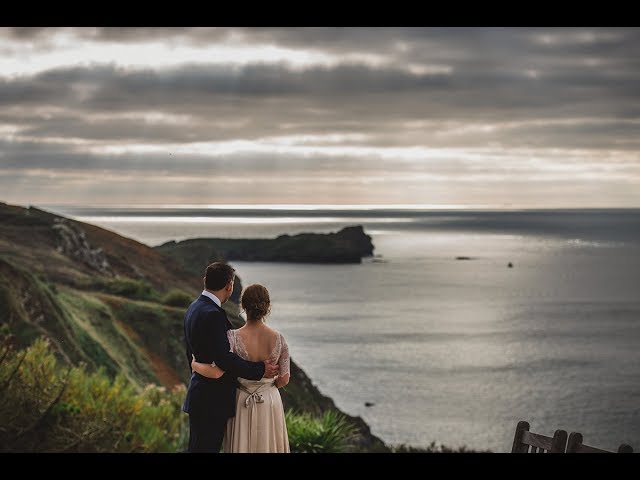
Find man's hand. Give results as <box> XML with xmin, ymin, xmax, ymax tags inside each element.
<box><xmin>263</xmin><ymin>358</ymin><xmax>280</xmax><ymax>378</ymax></box>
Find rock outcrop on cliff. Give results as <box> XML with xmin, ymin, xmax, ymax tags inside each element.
<box><xmin>52</xmin><ymin>218</ymin><xmax>113</xmax><ymax>275</ymax></box>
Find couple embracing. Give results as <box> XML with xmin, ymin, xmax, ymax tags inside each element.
<box><xmin>182</xmin><ymin>262</ymin><xmax>291</xmax><ymax>453</ymax></box>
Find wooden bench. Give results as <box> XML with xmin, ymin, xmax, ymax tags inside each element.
<box><xmin>566</xmin><ymin>432</ymin><xmax>633</xmax><ymax>453</ymax></box>
<box><xmin>511</xmin><ymin>420</ymin><xmax>568</xmax><ymax>453</ymax></box>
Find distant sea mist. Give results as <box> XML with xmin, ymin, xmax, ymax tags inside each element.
<box><xmin>47</xmin><ymin>205</ymin><xmax>640</xmax><ymax>245</ymax></box>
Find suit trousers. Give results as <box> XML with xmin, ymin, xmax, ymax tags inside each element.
<box><xmin>187</xmin><ymin>409</ymin><xmax>229</xmax><ymax>453</ymax></box>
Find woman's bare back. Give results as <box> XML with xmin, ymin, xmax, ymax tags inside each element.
<box><xmin>235</xmin><ymin>324</ymin><xmax>279</xmax><ymax>362</ymax></box>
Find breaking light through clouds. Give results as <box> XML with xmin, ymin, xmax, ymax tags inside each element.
<box><xmin>1</xmin><ymin>27</ymin><xmax>639</xmax><ymax>207</ymax></box>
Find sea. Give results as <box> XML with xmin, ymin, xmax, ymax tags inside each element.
<box><xmin>45</xmin><ymin>205</ymin><xmax>640</xmax><ymax>453</ymax></box>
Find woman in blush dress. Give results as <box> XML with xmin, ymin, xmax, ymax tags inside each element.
<box><xmin>191</xmin><ymin>283</ymin><xmax>291</xmax><ymax>453</ymax></box>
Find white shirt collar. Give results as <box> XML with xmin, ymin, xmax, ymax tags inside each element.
<box><xmin>201</xmin><ymin>289</ymin><xmax>222</xmax><ymax>308</ymax></box>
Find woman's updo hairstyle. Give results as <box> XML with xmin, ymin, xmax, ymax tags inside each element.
<box><xmin>241</xmin><ymin>284</ymin><xmax>271</xmax><ymax>321</ymax></box>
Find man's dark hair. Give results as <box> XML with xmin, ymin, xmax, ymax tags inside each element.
<box><xmin>204</xmin><ymin>262</ymin><xmax>236</xmax><ymax>291</ymax></box>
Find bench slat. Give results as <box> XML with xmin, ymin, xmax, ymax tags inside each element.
<box><xmin>575</xmin><ymin>443</ymin><xmax>610</xmax><ymax>453</ymax></box>
<box><xmin>522</xmin><ymin>431</ymin><xmax>553</xmax><ymax>451</ymax></box>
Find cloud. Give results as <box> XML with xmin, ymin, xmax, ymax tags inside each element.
<box><xmin>0</xmin><ymin>27</ymin><xmax>639</xmax><ymax>207</ymax></box>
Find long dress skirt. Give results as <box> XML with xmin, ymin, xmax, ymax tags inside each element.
<box><xmin>223</xmin><ymin>377</ymin><xmax>290</xmax><ymax>453</ymax></box>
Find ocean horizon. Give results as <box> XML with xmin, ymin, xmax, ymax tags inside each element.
<box><xmin>41</xmin><ymin>204</ymin><xmax>640</xmax><ymax>452</ymax></box>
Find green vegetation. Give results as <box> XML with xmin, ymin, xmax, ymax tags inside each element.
<box><xmin>56</xmin><ymin>289</ymin><xmax>160</xmax><ymax>387</ymax></box>
<box><xmin>1</xmin><ymin>333</ymin><xmax>363</xmax><ymax>453</ymax></box>
<box><xmin>102</xmin><ymin>278</ymin><xmax>158</xmax><ymax>302</ymax></box>
<box><xmin>0</xmin><ymin>334</ymin><xmax>187</xmax><ymax>452</ymax></box>
<box><xmin>161</xmin><ymin>289</ymin><xmax>193</xmax><ymax>308</ymax></box>
<box><xmin>285</xmin><ymin>409</ymin><xmax>357</xmax><ymax>453</ymax></box>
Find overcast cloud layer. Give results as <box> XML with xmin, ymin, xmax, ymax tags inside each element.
<box><xmin>1</xmin><ymin>27</ymin><xmax>639</xmax><ymax>207</ymax></box>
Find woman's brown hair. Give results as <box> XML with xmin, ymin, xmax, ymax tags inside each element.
<box><xmin>241</xmin><ymin>284</ymin><xmax>271</xmax><ymax>321</ymax></box>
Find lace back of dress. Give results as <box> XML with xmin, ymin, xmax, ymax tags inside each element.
<box><xmin>228</xmin><ymin>329</ymin><xmax>248</xmax><ymax>360</ymax></box>
<box><xmin>228</xmin><ymin>329</ymin><xmax>290</xmax><ymax>376</ymax></box>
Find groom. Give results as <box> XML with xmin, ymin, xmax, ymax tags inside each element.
<box><xmin>183</xmin><ymin>262</ymin><xmax>279</xmax><ymax>453</ymax></box>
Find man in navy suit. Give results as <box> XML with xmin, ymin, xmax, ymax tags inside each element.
<box><xmin>183</xmin><ymin>262</ymin><xmax>279</xmax><ymax>453</ymax></box>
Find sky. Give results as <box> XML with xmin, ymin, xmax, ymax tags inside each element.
<box><xmin>1</xmin><ymin>27</ymin><xmax>639</xmax><ymax>208</ymax></box>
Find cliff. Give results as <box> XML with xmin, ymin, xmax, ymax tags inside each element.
<box><xmin>0</xmin><ymin>202</ymin><xmax>387</xmax><ymax>451</ymax></box>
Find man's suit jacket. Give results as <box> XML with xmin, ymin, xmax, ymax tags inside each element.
<box><xmin>182</xmin><ymin>294</ymin><xmax>265</xmax><ymax>419</ymax></box>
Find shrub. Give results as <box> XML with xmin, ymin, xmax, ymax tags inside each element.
<box><xmin>285</xmin><ymin>409</ymin><xmax>357</xmax><ymax>453</ymax></box>
<box><xmin>161</xmin><ymin>289</ymin><xmax>193</xmax><ymax>308</ymax></box>
<box><xmin>391</xmin><ymin>441</ymin><xmax>492</xmax><ymax>453</ymax></box>
<box><xmin>0</xmin><ymin>334</ymin><xmax>187</xmax><ymax>452</ymax></box>
<box><xmin>104</xmin><ymin>278</ymin><xmax>156</xmax><ymax>301</ymax></box>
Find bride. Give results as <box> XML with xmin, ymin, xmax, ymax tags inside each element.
<box><xmin>191</xmin><ymin>283</ymin><xmax>291</xmax><ymax>453</ymax></box>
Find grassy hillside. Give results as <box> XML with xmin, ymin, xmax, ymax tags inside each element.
<box><xmin>0</xmin><ymin>201</ymin><xmax>388</xmax><ymax>451</ymax></box>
